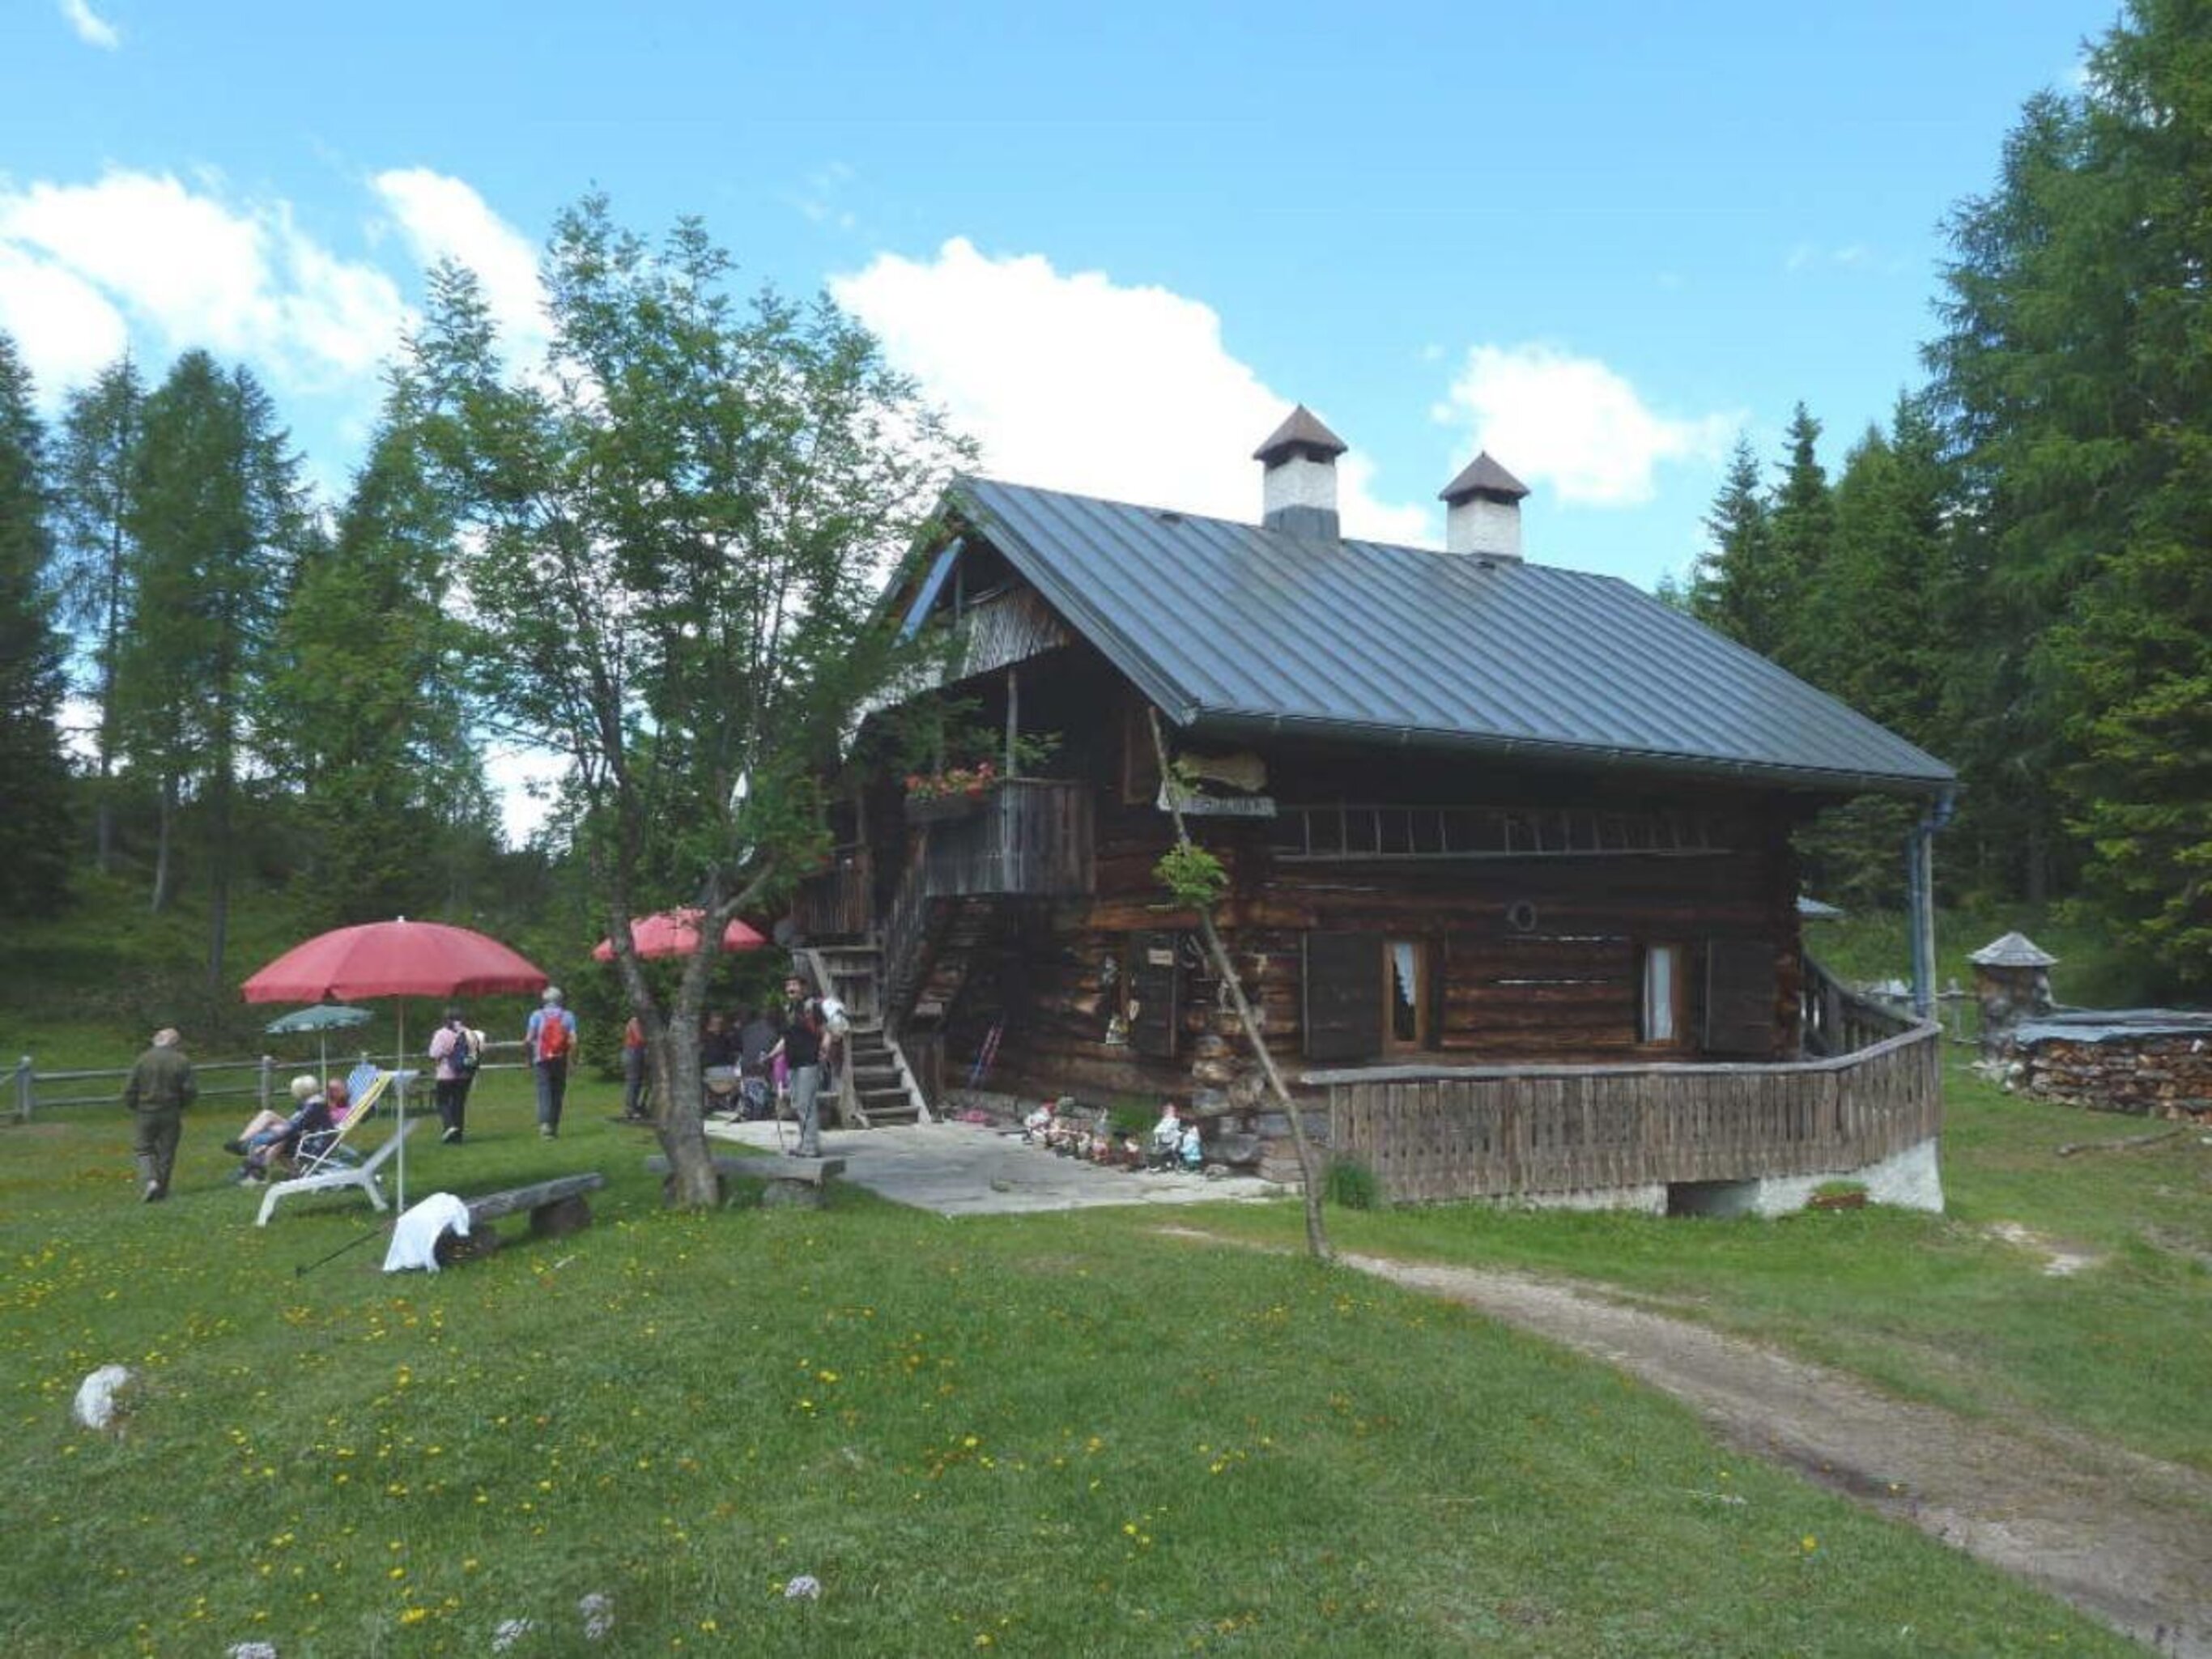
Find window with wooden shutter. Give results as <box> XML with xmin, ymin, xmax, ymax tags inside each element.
<box><xmin>1127</xmin><ymin>933</ymin><xmax>1180</xmax><ymax>1059</ymax></box>
<box><xmin>1704</xmin><ymin>938</ymin><xmax>1777</xmax><ymax>1057</ymax></box>
<box><xmin>1304</xmin><ymin>931</ymin><xmax>1383</xmax><ymax>1061</ymax></box>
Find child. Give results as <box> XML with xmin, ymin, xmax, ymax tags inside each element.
<box><xmin>1179</xmin><ymin>1121</ymin><xmax>1204</xmax><ymax>1172</ymax></box>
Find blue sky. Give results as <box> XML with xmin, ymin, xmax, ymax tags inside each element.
<box><xmin>4</xmin><ymin>0</ymin><xmax>2116</xmax><ymax>594</ymax></box>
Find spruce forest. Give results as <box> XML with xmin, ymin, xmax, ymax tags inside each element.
<box><xmin>2</xmin><ymin>1</ymin><xmax>2208</xmax><ymax>1001</ymax></box>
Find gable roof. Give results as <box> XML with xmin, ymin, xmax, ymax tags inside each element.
<box><xmin>946</xmin><ymin>476</ymin><xmax>1955</xmax><ymax>797</ymax></box>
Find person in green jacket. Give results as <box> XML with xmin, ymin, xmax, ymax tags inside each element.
<box><xmin>122</xmin><ymin>1027</ymin><xmax>197</xmax><ymax>1202</ymax></box>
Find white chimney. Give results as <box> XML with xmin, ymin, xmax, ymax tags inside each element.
<box><xmin>1440</xmin><ymin>452</ymin><xmax>1529</xmax><ymax>559</ymax></box>
<box><xmin>1253</xmin><ymin>404</ymin><xmax>1347</xmax><ymax>540</ymax></box>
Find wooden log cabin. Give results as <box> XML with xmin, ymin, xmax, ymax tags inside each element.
<box><xmin>794</xmin><ymin>407</ymin><xmax>1958</xmax><ymax>1211</ymax></box>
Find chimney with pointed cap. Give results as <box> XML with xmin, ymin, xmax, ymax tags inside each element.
<box><xmin>1254</xmin><ymin>404</ymin><xmax>1346</xmax><ymax>541</ymax></box>
<box><xmin>1440</xmin><ymin>451</ymin><xmax>1529</xmax><ymax>559</ymax></box>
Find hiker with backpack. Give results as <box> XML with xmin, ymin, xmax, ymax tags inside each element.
<box><xmin>526</xmin><ymin>986</ymin><xmax>579</xmax><ymax>1138</ymax></box>
<box><xmin>428</xmin><ymin>1006</ymin><xmax>483</xmax><ymax>1144</ymax></box>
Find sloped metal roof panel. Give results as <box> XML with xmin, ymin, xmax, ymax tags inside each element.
<box><xmin>951</xmin><ymin>477</ymin><xmax>1955</xmax><ymax>797</ymax></box>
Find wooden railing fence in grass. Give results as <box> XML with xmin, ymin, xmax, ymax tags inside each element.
<box><xmin>1315</xmin><ymin>959</ymin><xmax>1942</xmax><ymax>1204</ymax></box>
<box><xmin>11</xmin><ymin>1039</ymin><xmax>532</xmax><ymax>1122</ymax></box>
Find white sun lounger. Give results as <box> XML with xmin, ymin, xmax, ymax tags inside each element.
<box><xmin>256</xmin><ymin>1091</ymin><xmax>419</xmax><ymax>1226</ymax></box>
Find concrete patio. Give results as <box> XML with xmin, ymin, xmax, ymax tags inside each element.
<box><xmin>702</xmin><ymin>1117</ymin><xmax>1286</xmax><ymax>1218</ymax></box>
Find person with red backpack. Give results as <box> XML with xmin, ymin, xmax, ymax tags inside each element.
<box><xmin>525</xmin><ymin>986</ymin><xmax>579</xmax><ymax>1138</ymax></box>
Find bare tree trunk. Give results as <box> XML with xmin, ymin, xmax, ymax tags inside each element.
<box><xmin>1148</xmin><ymin>708</ymin><xmax>1330</xmax><ymax>1263</ymax></box>
<box><xmin>150</xmin><ymin>772</ymin><xmax>177</xmax><ymax>913</ymax></box>
<box><xmin>205</xmin><ymin>759</ymin><xmax>232</xmax><ymax>996</ymax></box>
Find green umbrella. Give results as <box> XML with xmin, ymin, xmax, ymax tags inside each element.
<box><xmin>264</xmin><ymin>1003</ymin><xmax>373</xmax><ymax>1080</ymax></box>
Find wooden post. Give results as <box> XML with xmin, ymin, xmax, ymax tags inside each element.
<box><xmin>1005</xmin><ymin>666</ymin><xmax>1019</xmax><ymax>777</ymax></box>
<box><xmin>1148</xmin><ymin>708</ymin><xmax>1331</xmax><ymax>1263</ymax></box>
<box><xmin>14</xmin><ymin>1055</ymin><xmax>31</xmax><ymax>1123</ymax></box>
<box><xmin>259</xmin><ymin>1053</ymin><xmax>274</xmax><ymax>1113</ymax></box>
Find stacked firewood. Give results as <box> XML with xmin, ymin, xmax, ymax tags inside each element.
<box><xmin>2014</xmin><ymin>1035</ymin><xmax>2212</xmax><ymax>1121</ymax></box>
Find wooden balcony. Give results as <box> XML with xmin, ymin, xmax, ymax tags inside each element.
<box><xmin>791</xmin><ymin>847</ymin><xmax>872</xmax><ymax>940</ymax></box>
<box><xmin>921</xmin><ymin>778</ymin><xmax>1094</xmax><ymax>899</ymax></box>
<box><xmin>1313</xmin><ymin>966</ymin><xmax>1942</xmax><ymax>1204</ymax></box>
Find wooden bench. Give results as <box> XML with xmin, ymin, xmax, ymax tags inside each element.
<box><xmin>644</xmin><ymin>1151</ymin><xmax>844</xmax><ymax>1210</ymax></box>
<box><xmin>437</xmin><ymin>1172</ymin><xmax>606</xmax><ymax>1262</ymax></box>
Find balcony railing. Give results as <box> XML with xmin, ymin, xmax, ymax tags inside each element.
<box><xmin>790</xmin><ymin>845</ymin><xmax>872</xmax><ymax>941</ymax></box>
<box><xmin>920</xmin><ymin>778</ymin><xmax>1094</xmax><ymax>899</ymax></box>
<box><xmin>1312</xmin><ymin>967</ymin><xmax>1942</xmax><ymax>1204</ymax></box>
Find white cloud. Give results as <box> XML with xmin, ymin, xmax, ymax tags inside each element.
<box><xmin>1436</xmin><ymin>342</ymin><xmax>1736</xmax><ymax>508</ymax></box>
<box><xmin>790</xmin><ymin>161</ymin><xmax>858</xmax><ymax>232</ymax></box>
<box><xmin>59</xmin><ymin>0</ymin><xmax>120</xmax><ymax>49</ymax></box>
<box><xmin>0</xmin><ymin>243</ymin><xmax>129</xmax><ymax>397</ymax></box>
<box><xmin>370</xmin><ymin>168</ymin><xmax>548</xmax><ymax>362</ymax></box>
<box><xmin>0</xmin><ymin>169</ymin><xmax>410</xmax><ymax>395</ymax></box>
<box><xmin>831</xmin><ymin>237</ymin><xmax>1432</xmax><ymax>544</ymax></box>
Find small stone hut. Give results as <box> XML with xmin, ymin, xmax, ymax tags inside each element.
<box><xmin>1968</xmin><ymin>931</ymin><xmax>2057</xmax><ymax>1053</ymax></box>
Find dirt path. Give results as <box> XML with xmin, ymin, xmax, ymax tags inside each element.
<box><xmin>1153</xmin><ymin>1224</ymin><xmax>2209</xmax><ymax>1655</ymax></box>
<box><xmin>1339</xmin><ymin>1252</ymin><xmax>2211</xmax><ymax>1656</ymax></box>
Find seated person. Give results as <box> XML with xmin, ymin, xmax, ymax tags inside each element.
<box><xmin>225</xmin><ymin>1074</ymin><xmax>318</xmax><ymax>1155</ymax></box>
<box><xmin>230</xmin><ymin>1075</ymin><xmax>347</xmax><ymax>1183</ymax></box>
<box><xmin>700</xmin><ymin>1012</ymin><xmax>736</xmax><ymax>1070</ymax></box>
<box><xmin>1178</xmin><ymin>1121</ymin><xmax>1205</xmax><ymax>1171</ymax></box>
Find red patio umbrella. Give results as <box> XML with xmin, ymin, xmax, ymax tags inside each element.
<box><xmin>592</xmin><ymin>908</ymin><xmax>767</xmax><ymax>962</ymax></box>
<box><xmin>243</xmin><ymin>918</ymin><xmax>551</xmax><ymax>1210</ymax></box>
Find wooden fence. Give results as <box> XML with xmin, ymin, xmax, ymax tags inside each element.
<box><xmin>11</xmin><ymin>1040</ymin><xmax>533</xmax><ymax>1123</ymax></box>
<box><xmin>1313</xmin><ymin>1019</ymin><xmax>1942</xmax><ymax>1204</ymax></box>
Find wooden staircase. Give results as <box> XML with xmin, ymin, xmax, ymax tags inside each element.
<box><xmin>800</xmin><ymin>942</ymin><xmax>931</xmax><ymax>1127</ymax></box>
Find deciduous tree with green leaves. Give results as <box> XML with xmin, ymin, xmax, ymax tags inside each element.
<box><xmin>409</xmin><ymin>195</ymin><xmax>968</xmax><ymax>1206</ymax></box>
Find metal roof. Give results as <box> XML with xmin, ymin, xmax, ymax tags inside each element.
<box><xmin>949</xmin><ymin>476</ymin><xmax>1956</xmax><ymax>797</ymax></box>
<box><xmin>2013</xmin><ymin>1009</ymin><xmax>2212</xmax><ymax>1046</ymax></box>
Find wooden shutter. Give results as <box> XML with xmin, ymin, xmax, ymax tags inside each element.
<box><xmin>1704</xmin><ymin>938</ymin><xmax>1778</xmax><ymax>1057</ymax></box>
<box><xmin>1129</xmin><ymin>933</ymin><xmax>1180</xmax><ymax>1059</ymax></box>
<box><xmin>1304</xmin><ymin>931</ymin><xmax>1383</xmax><ymax>1061</ymax></box>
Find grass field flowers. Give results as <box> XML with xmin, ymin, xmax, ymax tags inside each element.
<box><xmin>0</xmin><ymin>1067</ymin><xmax>2153</xmax><ymax>1654</ymax></box>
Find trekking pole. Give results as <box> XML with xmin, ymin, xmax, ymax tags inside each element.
<box><xmin>294</xmin><ymin>1223</ymin><xmax>389</xmax><ymax>1278</ymax></box>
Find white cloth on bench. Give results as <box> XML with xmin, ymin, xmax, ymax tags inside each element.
<box><xmin>383</xmin><ymin>1192</ymin><xmax>471</xmax><ymax>1273</ymax></box>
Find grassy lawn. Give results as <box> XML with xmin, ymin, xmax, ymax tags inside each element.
<box><xmin>1207</xmin><ymin>1057</ymin><xmax>2212</xmax><ymax>1480</ymax></box>
<box><xmin>1</xmin><ymin>1068</ymin><xmax>2138</xmax><ymax>1657</ymax></box>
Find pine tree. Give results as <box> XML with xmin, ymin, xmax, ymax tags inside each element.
<box><xmin>1688</xmin><ymin>437</ymin><xmax>1777</xmax><ymax>649</ymax></box>
<box><xmin>119</xmin><ymin>352</ymin><xmax>308</xmax><ymax>985</ymax></box>
<box><xmin>262</xmin><ymin>393</ymin><xmax>485</xmax><ymax>927</ymax></box>
<box><xmin>0</xmin><ymin>332</ymin><xmax>75</xmax><ymax>916</ymax></box>
<box><xmin>1766</xmin><ymin>404</ymin><xmax>1835</xmax><ymax>678</ymax></box>
<box><xmin>52</xmin><ymin>354</ymin><xmax>144</xmax><ymax>874</ymax></box>
<box><xmin>1927</xmin><ymin>0</ymin><xmax>2212</xmax><ymax>975</ymax></box>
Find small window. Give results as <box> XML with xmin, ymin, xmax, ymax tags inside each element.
<box><xmin>1641</xmin><ymin>943</ymin><xmax>1685</xmax><ymax>1044</ymax></box>
<box><xmin>1385</xmin><ymin>938</ymin><xmax>1432</xmax><ymax>1050</ymax></box>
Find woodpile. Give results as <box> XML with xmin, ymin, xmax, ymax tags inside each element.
<box><xmin>2013</xmin><ymin>1035</ymin><xmax>2212</xmax><ymax>1121</ymax></box>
